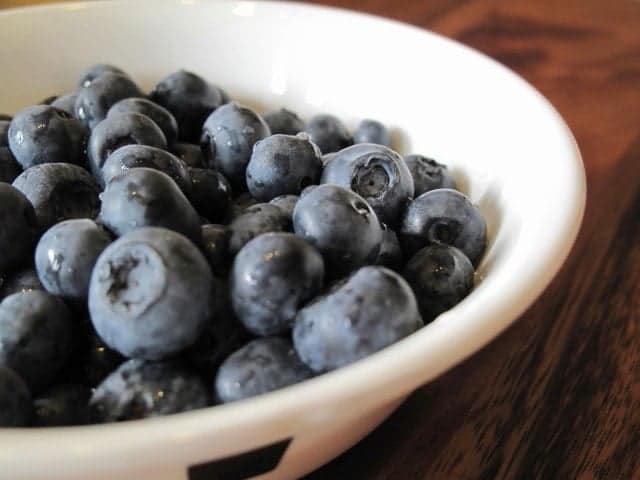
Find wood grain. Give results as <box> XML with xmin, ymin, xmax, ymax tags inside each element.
<box><xmin>1</xmin><ymin>1</ymin><xmax>638</xmax><ymax>478</ymax></box>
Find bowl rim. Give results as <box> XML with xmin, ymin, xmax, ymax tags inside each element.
<box><xmin>0</xmin><ymin>0</ymin><xmax>585</xmax><ymax>458</ymax></box>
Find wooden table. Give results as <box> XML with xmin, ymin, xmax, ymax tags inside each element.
<box><xmin>2</xmin><ymin>1</ymin><xmax>639</xmax><ymax>478</ymax></box>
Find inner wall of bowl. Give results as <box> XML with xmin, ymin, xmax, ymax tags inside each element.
<box><xmin>0</xmin><ymin>0</ymin><xmax>567</xmax><ymax>302</ymax></box>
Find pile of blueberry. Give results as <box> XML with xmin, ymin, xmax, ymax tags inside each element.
<box><xmin>0</xmin><ymin>65</ymin><xmax>486</xmax><ymax>427</ymax></box>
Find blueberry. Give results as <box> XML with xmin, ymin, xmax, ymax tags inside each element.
<box><xmin>200</xmin><ymin>224</ymin><xmax>231</xmax><ymax>276</ymax></box>
<box><xmin>321</xmin><ymin>143</ymin><xmax>414</xmax><ymax>226</ymax></box>
<box><xmin>150</xmin><ymin>70</ymin><xmax>225</xmax><ymax>143</ymax></box>
<box><xmin>0</xmin><ymin>291</ymin><xmax>74</xmax><ymax>392</ymax></box>
<box><xmin>188</xmin><ymin>168</ymin><xmax>232</xmax><ymax>223</ymax></box>
<box><xmin>0</xmin><ymin>147</ymin><xmax>22</xmax><ymax>183</ymax></box>
<box><xmin>293</xmin><ymin>266</ymin><xmax>422</xmax><ymax>372</ymax></box>
<box><xmin>0</xmin><ymin>366</ymin><xmax>31</xmax><ymax>426</ymax></box>
<box><xmin>184</xmin><ymin>283</ymin><xmax>251</xmax><ymax>380</ymax></box>
<box><xmin>87</xmin><ymin>112</ymin><xmax>167</xmax><ymax>181</ymax></box>
<box><xmin>292</xmin><ymin>184</ymin><xmax>382</xmax><ymax>277</ymax></box>
<box><xmin>263</xmin><ymin>108</ymin><xmax>305</xmax><ymax>135</ymax></box>
<box><xmin>39</xmin><ymin>95</ymin><xmax>59</xmax><ymax>105</ymax></box>
<box><xmin>109</xmin><ymin>98</ymin><xmax>179</xmax><ymax>147</ymax></box>
<box><xmin>0</xmin><ymin>183</ymin><xmax>38</xmax><ymax>271</ymax></box>
<box><xmin>246</xmin><ymin>134</ymin><xmax>322</xmax><ymax>201</ymax></box>
<box><xmin>229</xmin><ymin>192</ymin><xmax>259</xmax><ymax>220</ymax></box>
<box><xmin>269</xmin><ymin>194</ymin><xmax>299</xmax><ymax>219</ymax></box>
<box><xmin>88</xmin><ymin>227</ymin><xmax>213</xmax><ymax>360</ymax></box>
<box><xmin>33</xmin><ymin>383</ymin><xmax>90</xmax><ymax>427</ymax></box>
<box><xmin>376</xmin><ymin>225</ymin><xmax>403</xmax><ymax>270</ymax></box>
<box><xmin>69</xmin><ymin>326</ymin><xmax>124</xmax><ymax>387</ymax></box>
<box><xmin>353</xmin><ymin>119</ymin><xmax>391</xmax><ymax>147</ymax></box>
<box><xmin>7</xmin><ymin>105</ymin><xmax>88</xmax><ymax>169</ymax></box>
<box><xmin>404</xmin><ymin>154</ymin><xmax>456</xmax><ymax>196</ymax></box>
<box><xmin>403</xmin><ymin>244</ymin><xmax>474</xmax><ymax>322</ymax></box>
<box><xmin>321</xmin><ymin>152</ymin><xmax>337</xmax><ymax>167</ymax></box>
<box><xmin>99</xmin><ymin>168</ymin><xmax>201</xmax><ymax>243</ymax></box>
<box><xmin>101</xmin><ymin>144</ymin><xmax>191</xmax><ymax>193</ymax></box>
<box><xmin>0</xmin><ymin>120</ymin><xmax>10</xmax><ymax>146</ymax></box>
<box><xmin>90</xmin><ymin>359</ymin><xmax>209</xmax><ymax>422</ymax></box>
<box><xmin>77</xmin><ymin>64</ymin><xmax>128</xmax><ymax>88</ymax></box>
<box><xmin>304</xmin><ymin>114</ymin><xmax>352</xmax><ymax>154</ymax></box>
<box><xmin>201</xmin><ymin>102</ymin><xmax>271</xmax><ymax>189</ymax></box>
<box><xmin>74</xmin><ymin>72</ymin><xmax>143</xmax><ymax>129</ymax></box>
<box><xmin>0</xmin><ymin>267</ymin><xmax>43</xmax><ymax>299</ymax></box>
<box><xmin>12</xmin><ymin>163</ymin><xmax>100</xmax><ymax>229</ymax></box>
<box><xmin>231</xmin><ymin>232</ymin><xmax>324</xmax><ymax>336</ymax></box>
<box><xmin>216</xmin><ymin>337</ymin><xmax>312</xmax><ymax>403</ymax></box>
<box><xmin>50</xmin><ymin>92</ymin><xmax>79</xmax><ymax>116</ymax></box>
<box><xmin>35</xmin><ymin>219</ymin><xmax>111</xmax><ymax>299</ymax></box>
<box><xmin>400</xmin><ymin>188</ymin><xmax>487</xmax><ymax>265</ymax></box>
<box><xmin>228</xmin><ymin>203</ymin><xmax>290</xmax><ymax>256</ymax></box>
<box><xmin>172</xmin><ymin>142</ymin><xmax>206</xmax><ymax>168</ymax></box>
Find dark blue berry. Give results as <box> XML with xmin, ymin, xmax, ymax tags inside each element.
<box><xmin>376</xmin><ymin>225</ymin><xmax>403</xmax><ymax>270</ymax></box>
<box><xmin>35</xmin><ymin>219</ymin><xmax>111</xmax><ymax>299</ymax></box>
<box><xmin>0</xmin><ymin>366</ymin><xmax>31</xmax><ymax>426</ymax></box>
<box><xmin>263</xmin><ymin>108</ymin><xmax>304</xmax><ymax>135</ymax></box>
<box><xmin>246</xmin><ymin>134</ymin><xmax>322</xmax><ymax>201</ymax></box>
<box><xmin>0</xmin><ymin>147</ymin><xmax>21</xmax><ymax>183</ymax></box>
<box><xmin>0</xmin><ymin>267</ymin><xmax>43</xmax><ymax>300</ymax></box>
<box><xmin>229</xmin><ymin>192</ymin><xmax>259</xmax><ymax>220</ymax></box>
<box><xmin>88</xmin><ymin>227</ymin><xmax>213</xmax><ymax>360</ymax></box>
<box><xmin>184</xmin><ymin>282</ymin><xmax>251</xmax><ymax>380</ymax></box>
<box><xmin>353</xmin><ymin>119</ymin><xmax>390</xmax><ymax>147</ymax></box>
<box><xmin>87</xmin><ymin>112</ymin><xmax>167</xmax><ymax>181</ymax></box>
<box><xmin>0</xmin><ymin>291</ymin><xmax>74</xmax><ymax>392</ymax></box>
<box><xmin>404</xmin><ymin>154</ymin><xmax>456</xmax><ymax>196</ymax></box>
<box><xmin>401</xmin><ymin>188</ymin><xmax>487</xmax><ymax>265</ymax></box>
<box><xmin>293</xmin><ymin>184</ymin><xmax>382</xmax><ymax>277</ymax></box>
<box><xmin>51</xmin><ymin>93</ymin><xmax>79</xmax><ymax>116</ymax></box>
<box><xmin>74</xmin><ymin>72</ymin><xmax>143</xmax><ymax>129</ymax></box>
<box><xmin>99</xmin><ymin>168</ymin><xmax>201</xmax><ymax>243</ymax></box>
<box><xmin>12</xmin><ymin>163</ymin><xmax>100</xmax><ymax>229</ymax></box>
<box><xmin>403</xmin><ymin>244</ymin><xmax>474</xmax><ymax>322</ymax></box>
<box><xmin>70</xmin><ymin>325</ymin><xmax>125</xmax><ymax>387</ymax></box>
<box><xmin>216</xmin><ymin>337</ymin><xmax>312</xmax><ymax>403</ymax></box>
<box><xmin>188</xmin><ymin>168</ymin><xmax>232</xmax><ymax>223</ymax></box>
<box><xmin>321</xmin><ymin>143</ymin><xmax>414</xmax><ymax>226</ymax></box>
<box><xmin>201</xmin><ymin>102</ymin><xmax>271</xmax><ymax>189</ymax></box>
<box><xmin>8</xmin><ymin>105</ymin><xmax>88</xmax><ymax>169</ymax></box>
<box><xmin>269</xmin><ymin>194</ymin><xmax>299</xmax><ymax>219</ymax></box>
<box><xmin>109</xmin><ymin>98</ymin><xmax>179</xmax><ymax>147</ymax></box>
<box><xmin>200</xmin><ymin>224</ymin><xmax>230</xmax><ymax>276</ymax></box>
<box><xmin>149</xmin><ymin>70</ymin><xmax>225</xmax><ymax>143</ymax></box>
<box><xmin>101</xmin><ymin>144</ymin><xmax>191</xmax><ymax>193</ymax></box>
<box><xmin>90</xmin><ymin>359</ymin><xmax>209</xmax><ymax>422</ymax></box>
<box><xmin>0</xmin><ymin>183</ymin><xmax>39</xmax><ymax>271</ymax></box>
<box><xmin>77</xmin><ymin>64</ymin><xmax>128</xmax><ymax>88</ymax></box>
<box><xmin>228</xmin><ymin>203</ymin><xmax>290</xmax><ymax>256</ymax></box>
<box><xmin>231</xmin><ymin>232</ymin><xmax>324</xmax><ymax>336</ymax></box>
<box><xmin>33</xmin><ymin>383</ymin><xmax>90</xmax><ymax>427</ymax></box>
<box><xmin>293</xmin><ymin>266</ymin><xmax>422</xmax><ymax>372</ymax></box>
<box><xmin>304</xmin><ymin>114</ymin><xmax>352</xmax><ymax>154</ymax></box>
<box><xmin>172</xmin><ymin>142</ymin><xmax>206</xmax><ymax>168</ymax></box>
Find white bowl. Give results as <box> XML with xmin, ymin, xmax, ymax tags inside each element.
<box><xmin>0</xmin><ymin>1</ymin><xmax>585</xmax><ymax>479</ymax></box>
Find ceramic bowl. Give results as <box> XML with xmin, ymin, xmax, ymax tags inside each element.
<box><xmin>0</xmin><ymin>1</ymin><xmax>585</xmax><ymax>479</ymax></box>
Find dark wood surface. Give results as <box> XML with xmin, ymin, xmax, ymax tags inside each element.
<box><xmin>2</xmin><ymin>1</ymin><xmax>638</xmax><ymax>479</ymax></box>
